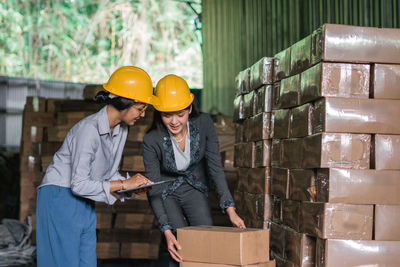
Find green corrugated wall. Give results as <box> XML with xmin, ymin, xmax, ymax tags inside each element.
<box><xmin>201</xmin><ymin>0</ymin><xmax>400</xmax><ymax>116</ymax></box>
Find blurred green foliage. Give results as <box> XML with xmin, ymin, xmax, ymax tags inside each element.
<box><xmin>0</xmin><ymin>0</ymin><xmax>202</xmax><ymax>88</ymax></box>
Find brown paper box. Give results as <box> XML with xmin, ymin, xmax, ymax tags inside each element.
<box><xmin>282</xmin><ymin>200</ymin><xmax>301</xmax><ymax>232</ymax></box>
<box><xmin>233</xmin><ymin>95</ymin><xmax>244</xmax><ymax>122</ymax></box>
<box><xmin>302</xmin><ymin>133</ymin><xmax>371</xmax><ymax>169</ymax></box>
<box><xmin>374</xmin><ymin>205</ymin><xmax>400</xmax><ymax>241</ymax></box>
<box><xmin>178</xmin><ymin>226</ymin><xmax>270</xmax><ymax>265</ymax></box>
<box><xmin>244</xmin><ymin>193</ymin><xmax>265</xmax><ymax>221</ymax></box>
<box><xmin>313</xmin><ymin>98</ymin><xmax>400</xmax><ymax>135</ymax></box>
<box><xmin>284</xmin><ymin>228</ymin><xmax>316</xmax><ymax>267</ymax></box>
<box><xmin>374</xmin><ymin>134</ymin><xmax>400</xmax><ymax>170</ymax></box>
<box><xmin>114</xmin><ymin>213</ymin><xmax>155</xmax><ymax>230</ymax></box>
<box><xmin>272</xmin><ymin>109</ymin><xmax>290</xmax><ymax>139</ymax></box>
<box><xmin>300</xmin><ymin>202</ymin><xmax>373</xmax><ymax>240</ymax></box>
<box><xmin>236</xmin><ymin>68</ymin><xmax>251</xmax><ymax>95</ymax></box>
<box><xmin>254</xmin><ymin>140</ymin><xmax>271</xmax><ymax>168</ymax></box>
<box><xmin>279</xmin><ymin>74</ymin><xmax>300</xmax><ymax>109</ymax></box>
<box><xmin>311</xmin><ymin>24</ymin><xmax>400</xmax><ymax>65</ymax></box>
<box><xmin>290</xmin><ymin>103</ymin><xmax>312</xmax><ymax>138</ymax></box>
<box><xmin>234</xmin><ymin>143</ymin><xmax>245</xmax><ymax>168</ymax></box>
<box><xmin>120</xmin><ymin>242</ymin><xmax>159</xmax><ymax>259</ymax></box>
<box><xmin>121</xmin><ymin>155</ymin><xmax>144</xmax><ymax>172</ymax></box>
<box><xmin>316</xmin><ymin>238</ymin><xmax>400</xmax><ymax>267</ymax></box>
<box><xmin>281</xmin><ymin>138</ymin><xmax>303</xmax><ymax>169</ymax></box>
<box><xmin>290</xmin><ymin>35</ymin><xmax>312</xmax><ymax>76</ymax></box>
<box><xmin>248</xmin><ymin>167</ymin><xmax>270</xmax><ymax>194</ymax></box>
<box><xmin>235</xmin><ymin>124</ymin><xmax>244</xmax><ymax>143</ymax></box>
<box><xmin>271</xmin><ymin>168</ymin><xmax>289</xmax><ymax>199</ymax></box>
<box><xmin>271</xmin><ymin>139</ymin><xmax>281</xmax><ymax>167</ymax></box>
<box><xmin>243</xmin><ymin>91</ymin><xmax>255</xmax><ymax>119</ymax></box>
<box><xmin>272</xmin><ymin>82</ymin><xmax>281</xmax><ymax>110</ymax></box>
<box><xmin>317</xmin><ymin>168</ymin><xmax>400</xmax><ymax>205</ymax></box>
<box><xmin>243</xmin><ymin>142</ymin><xmax>255</xmax><ymax>168</ymax></box>
<box><xmin>274</xmin><ymin>47</ymin><xmax>291</xmax><ymax>81</ymax></box>
<box><xmin>264</xmin><ymin>194</ymin><xmax>272</xmax><ymax>221</ymax></box>
<box><xmin>273</xmin><ymin>254</ymin><xmax>295</xmax><ymax>267</ymax></box>
<box><xmin>372</xmin><ymin>64</ymin><xmax>400</xmax><ymax>99</ymax></box>
<box><xmin>96</xmin><ymin>213</ymin><xmax>113</xmax><ymax>229</ymax></box>
<box><xmin>255</xmin><ymin>85</ymin><xmax>273</xmax><ymax>114</ymax></box>
<box><xmin>243</xmin><ymin>118</ymin><xmax>252</xmax><ymax>142</ymax></box>
<box><xmin>250</xmin><ymin>57</ymin><xmax>275</xmax><ymax>90</ymax></box>
<box><xmin>96</xmin><ymin>242</ymin><xmax>120</xmax><ymax>259</ymax></box>
<box><xmin>300</xmin><ymin>62</ymin><xmax>369</xmax><ymax>105</ymax></box>
<box><xmin>250</xmin><ymin>112</ymin><xmax>272</xmax><ymax>141</ymax></box>
<box><xmin>181</xmin><ymin>261</ymin><xmax>276</xmax><ymax>267</ymax></box>
<box><xmin>237</xmin><ymin>168</ymin><xmax>249</xmax><ymax>192</ymax></box>
<box><xmin>272</xmin><ymin>196</ymin><xmax>282</xmax><ymax>223</ymax></box>
<box><xmin>270</xmin><ymin>222</ymin><xmax>285</xmax><ymax>258</ymax></box>
<box><xmin>289</xmin><ymin>169</ymin><xmax>315</xmax><ymax>202</ymax></box>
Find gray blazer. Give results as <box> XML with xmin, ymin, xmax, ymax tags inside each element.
<box><xmin>143</xmin><ymin>113</ymin><xmax>235</xmax><ymax>232</ymax></box>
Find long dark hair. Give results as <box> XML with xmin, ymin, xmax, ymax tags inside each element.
<box><xmin>93</xmin><ymin>91</ymin><xmax>136</xmax><ymax>111</ymax></box>
<box><xmin>147</xmin><ymin>103</ymin><xmax>200</xmax><ymax>133</ymax></box>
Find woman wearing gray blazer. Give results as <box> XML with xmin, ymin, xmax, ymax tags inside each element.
<box><xmin>143</xmin><ymin>74</ymin><xmax>245</xmax><ymax>266</ymax></box>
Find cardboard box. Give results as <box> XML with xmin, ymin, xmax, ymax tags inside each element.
<box><xmin>250</xmin><ymin>57</ymin><xmax>275</xmax><ymax>90</ymax></box>
<box><xmin>374</xmin><ymin>205</ymin><xmax>400</xmax><ymax>241</ymax></box>
<box><xmin>271</xmin><ymin>168</ymin><xmax>289</xmax><ymax>199</ymax></box>
<box><xmin>290</xmin><ymin>35</ymin><xmax>312</xmax><ymax>76</ymax></box>
<box><xmin>271</xmin><ymin>139</ymin><xmax>281</xmax><ymax>167</ymax></box>
<box><xmin>272</xmin><ymin>109</ymin><xmax>290</xmax><ymax>139</ymax></box>
<box><xmin>272</xmin><ymin>82</ymin><xmax>281</xmax><ymax>110</ymax></box>
<box><xmin>120</xmin><ymin>242</ymin><xmax>159</xmax><ymax>259</ymax></box>
<box><xmin>250</xmin><ymin>112</ymin><xmax>272</xmax><ymax>141</ymax></box>
<box><xmin>300</xmin><ymin>62</ymin><xmax>369</xmax><ymax>105</ymax></box>
<box><xmin>236</xmin><ymin>168</ymin><xmax>249</xmax><ymax>192</ymax></box>
<box><xmin>284</xmin><ymin>228</ymin><xmax>315</xmax><ymax>267</ymax></box>
<box><xmin>290</xmin><ymin>103</ymin><xmax>312</xmax><ymax>138</ymax></box>
<box><xmin>279</xmin><ymin>74</ymin><xmax>300</xmax><ymax>108</ymax></box>
<box><xmin>181</xmin><ymin>261</ymin><xmax>276</xmax><ymax>267</ymax></box>
<box><xmin>243</xmin><ymin>92</ymin><xmax>254</xmax><ymax>119</ymax></box>
<box><xmin>300</xmin><ymin>202</ymin><xmax>373</xmax><ymax>240</ymax></box>
<box><xmin>178</xmin><ymin>226</ymin><xmax>270</xmax><ymax>265</ymax></box>
<box><xmin>233</xmin><ymin>95</ymin><xmax>244</xmax><ymax>122</ymax></box>
<box><xmin>243</xmin><ymin>118</ymin><xmax>252</xmax><ymax>142</ymax></box>
<box><xmin>236</xmin><ymin>68</ymin><xmax>251</xmax><ymax>95</ymax></box>
<box><xmin>374</xmin><ymin>134</ymin><xmax>400</xmax><ymax>170</ymax></box>
<box><xmin>248</xmin><ymin>167</ymin><xmax>270</xmax><ymax>194</ymax></box>
<box><xmin>282</xmin><ymin>200</ymin><xmax>301</xmax><ymax>232</ymax></box>
<box><xmin>274</xmin><ymin>47</ymin><xmax>291</xmax><ymax>81</ymax></box>
<box><xmin>312</xmin><ymin>98</ymin><xmax>400</xmax><ymax>135</ymax></box>
<box><xmin>96</xmin><ymin>242</ymin><xmax>120</xmax><ymax>259</ymax></box>
<box><xmin>264</xmin><ymin>194</ymin><xmax>272</xmax><ymax>221</ymax></box>
<box><xmin>243</xmin><ymin>142</ymin><xmax>255</xmax><ymax>168</ymax></box>
<box><xmin>316</xmin><ymin>168</ymin><xmax>400</xmax><ymax>205</ymax></box>
<box><xmin>121</xmin><ymin>155</ymin><xmax>144</xmax><ymax>172</ymax></box>
<box><xmin>273</xmin><ymin>254</ymin><xmax>295</xmax><ymax>267</ymax></box>
<box><xmin>114</xmin><ymin>213</ymin><xmax>155</xmax><ymax>230</ymax></box>
<box><xmin>254</xmin><ymin>140</ymin><xmax>271</xmax><ymax>168</ymax></box>
<box><xmin>311</xmin><ymin>24</ymin><xmax>400</xmax><ymax>65</ymax></box>
<box><xmin>254</xmin><ymin>85</ymin><xmax>273</xmax><ymax>114</ymax></box>
<box><xmin>270</xmin><ymin>222</ymin><xmax>285</xmax><ymax>257</ymax></box>
<box><xmin>372</xmin><ymin>64</ymin><xmax>400</xmax><ymax>99</ymax></box>
<box><xmin>289</xmin><ymin>169</ymin><xmax>315</xmax><ymax>202</ymax></box>
<box><xmin>235</xmin><ymin>124</ymin><xmax>244</xmax><ymax>143</ymax></box>
<box><xmin>272</xmin><ymin>197</ymin><xmax>282</xmax><ymax>223</ymax></box>
<box><xmin>302</xmin><ymin>133</ymin><xmax>371</xmax><ymax>169</ymax></box>
<box><xmin>281</xmin><ymin>138</ymin><xmax>303</xmax><ymax>169</ymax></box>
<box><xmin>234</xmin><ymin>143</ymin><xmax>245</xmax><ymax>168</ymax></box>
<box><xmin>243</xmin><ymin>193</ymin><xmax>265</xmax><ymax>221</ymax></box>
<box><xmin>316</xmin><ymin>239</ymin><xmax>400</xmax><ymax>267</ymax></box>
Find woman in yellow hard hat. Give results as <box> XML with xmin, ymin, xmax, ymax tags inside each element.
<box><xmin>143</xmin><ymin>74</ymin><xmax>245</xmax><ymax>266</ymax></box>
<box><xmin>36</xmin><ymin>66</ymin><xmax>154</xmax><ymax>267</ymax></box>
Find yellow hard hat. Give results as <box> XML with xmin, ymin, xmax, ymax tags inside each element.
<box><xmin>103</xmin><ymin>66</ymin><xmax>155</xmax><ymax>105</ymax></box>
<box><xmin>154</xmin><ymin>74</ymin><xmax>194</xmax><ymax>112</ymax></box>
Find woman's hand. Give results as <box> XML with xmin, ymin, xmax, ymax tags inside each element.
<box><xmin>226</xmin><ymin>206</ymin><xmax>246</xmax><ymax>229</ymax></box>
<box><xmin>124</xmin><ymin>173</ymin><xmax>153</xmax><ymax>190</ymax></box>
<box><xmin>164</xmin><ymin>230</ymin><xmax>183</xmax><ymax>262</ymax></box>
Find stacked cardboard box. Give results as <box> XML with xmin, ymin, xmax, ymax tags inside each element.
<box><xmin>178</xmin><ymin>226</ymin><xmax>275</xmax><ymax>267</ymax></box>
<box><xmin>233</xmin><ymin>57</ymin><xmax>275</xmax><ymax>228</ymax></box>
<box><xmin>268</xmin><ymin>24</ymin><xmax>400</xmax><ymax>267</ymax></box>
<box><xmin>234</xmin><ymin>24</ymin><xmax>400</xmax><ymax>266</ymax></box>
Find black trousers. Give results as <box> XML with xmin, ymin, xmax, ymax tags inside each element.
<box><xmin>163</xmin><ymin>182</ymin><xmax>213</xmax><ymax>267</ymax></box>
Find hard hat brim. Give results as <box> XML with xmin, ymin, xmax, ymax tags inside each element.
<box><xmin>154</xmin><ymin>93</ymin><xmax>195</xmax><ymax>112</ymax></box>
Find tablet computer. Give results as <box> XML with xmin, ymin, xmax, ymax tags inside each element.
<box><xmin>116</xmin><ymin>179</ymin><xmax>175</xmax><ymax>194</ymax></box>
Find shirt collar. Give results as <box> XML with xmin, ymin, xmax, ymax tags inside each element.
<box><xmin>98</xmin><ymin>106</ymin><xmax>121</xmax><ymax>136</ymax></box>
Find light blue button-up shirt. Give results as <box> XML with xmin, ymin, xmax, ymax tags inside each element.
<box><xmin>39</xmin><ymin>106</ymin><xmax>127</xmax><ymax>204</ymax></box>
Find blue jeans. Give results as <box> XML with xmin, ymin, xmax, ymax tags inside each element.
<box><xmin>36</xmin><ymin>185</ymin><xmax>97</xmax><ymax>267</ymax></box>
